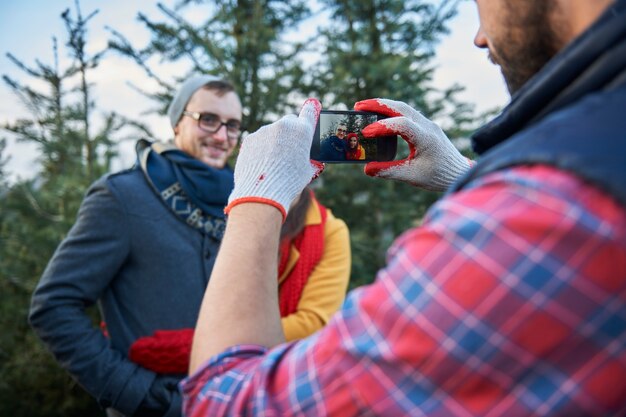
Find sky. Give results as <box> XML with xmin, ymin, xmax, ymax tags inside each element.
<box><xmin>0</xmin><ymin>0</ymin><xmax>509</xmax><ymax>183</ymax></box>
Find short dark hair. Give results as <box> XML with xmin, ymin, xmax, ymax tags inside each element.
<box><xmin>201</xmin><ymin>80</ymin><xmax>236</xmax><ymax>97</ymax></box>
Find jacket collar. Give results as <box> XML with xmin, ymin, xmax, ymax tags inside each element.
<box><xmin>472</xmin><ymin>0</ymin><xmax>626</xmax><ymax>155</ymax></box>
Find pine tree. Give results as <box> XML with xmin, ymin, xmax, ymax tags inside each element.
<box><xmin>0</xmin><ymin>2</ymin><xmax>137</xmax><ymax>415</ymax></box>
<box><xmin>303</xmin><ymin>0</ymin><xmax>478</xmax><ymax>287</ymax></box>
<box><xmin>108</xmin><ymin>0</ymin><xmax>311</xmax><ymax>133</ymax></box>
<box><xmin>0</xmin><ymin>138</ymin><xmax>7</xmax><ymax>186</ymax></box>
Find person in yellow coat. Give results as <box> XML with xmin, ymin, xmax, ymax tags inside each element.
<box><xmin>345</xmin><ymin>132</ymin><xmax>366</xmax><ymax>160</ymax></box>
<box><xmin>278</xmin><ymin>186</ymin><xmax>351</xmax><ymax>340</ymax></box>
<box><xmin>128</xmin><ymin>186</ymin><xmax>351</xmax><ymax>371</ymax></box>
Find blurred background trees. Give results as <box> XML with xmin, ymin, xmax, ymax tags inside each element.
<box><xmin>305</xmin><ymin>0</ymin><xmax>476</xmax><ymax>287</ymax></box>
<box><xmin>0</xmin><ymin>3</ymin><xmax>144</xmax><ymax>416</ymax></box>
<box><xmin>107</xmin><ymin>0</ymin><xmax>312</xmax><ymax>133</ymax></box>
<box><xmin>1</xmin><ymin>0</ymin><xmax>482</xmax><ymax>414</ymax></box>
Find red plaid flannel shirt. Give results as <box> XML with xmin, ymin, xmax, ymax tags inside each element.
<box><xmin>182</xmin><ymin>166</ymin><xmax>626</xmax><ymax>416</ymax></box>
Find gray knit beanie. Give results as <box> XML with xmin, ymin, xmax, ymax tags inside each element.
<box><xmin>167</xmin><ymin>74</ymin><xmax>222</xmax><ymax>128</ymax></box>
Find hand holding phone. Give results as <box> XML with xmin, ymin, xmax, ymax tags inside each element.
<box><xmin>227</xmin><ymin>99</ymin><xmax>323</xmax><ymax>219</ymax></box>
<box><xmin>354</xmin><ymin>98</ymin><xmax>472</xmax><ymax>191</ymax></box>
<box><xmin>310</xmin><ymin>110</ymin><xmax>397</xmax><ymax>163</ymax></box>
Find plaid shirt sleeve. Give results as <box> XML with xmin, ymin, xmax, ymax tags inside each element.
<box><xmin>181</xmin><ymin>166</ymin><xmax>626</xmax><ymax>417</ymax></box>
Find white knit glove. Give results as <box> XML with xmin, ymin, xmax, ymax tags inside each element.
<box><xmin>354</xmin><ymin>98</ymin><xmax>474</xmax><ymax>191</ymax></box>
<box><xmin>225</xmin><ymin>99</ymin><xmax>324</xmax><ymax>220</ymax></box>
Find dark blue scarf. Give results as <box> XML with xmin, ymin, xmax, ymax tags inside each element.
<box><xmin>136</xmin><ymin>139</ymin><xmax>234</xmax><ymax>240</ymax></box>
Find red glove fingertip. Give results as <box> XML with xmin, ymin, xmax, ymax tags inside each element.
<box><xmin>310</xmin><ymin>160</ymin><xmax>325</xmax><ymax>180</ymax></box>
<box><xmin>364</xmin><ymin>161</ymin><xmax>386</xmax><ymax>177</ymax></box>
<box><xmin>364</xmin><ymin>160</ymin><xmax>407</xmax><ymax>177</ymax></box>
<box><xmin>354</xmin><ymin>99</ymin><xmax>402</xmax><ymax>117</ymax></box>
<box><xmin>361</xmin><ymin>122</ymin><xmax>394</xmax><ymax>138</ymax></box>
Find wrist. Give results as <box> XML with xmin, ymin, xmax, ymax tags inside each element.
<box><xmin>427</xmin><ymin>152</ymin><xmax>473</xmax><ymax>191</ymax></box>
<box><xmin>227</xmin><ymin>202</ymin><xmax>284</xmax><ymax>227</ymax></box>
<box><xmin>225</xmin><ymin>197</ymin><xmax>287</xmax><ymax>221</ymax></box>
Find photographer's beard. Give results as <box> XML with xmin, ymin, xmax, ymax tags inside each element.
<box><xmin>488</xmin><ymin>1</ymin><xmax>567</xmax><ymax>95</ymax></box>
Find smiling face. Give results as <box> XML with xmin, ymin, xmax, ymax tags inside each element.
<box><xmin>173</xmin><ymin>88</ymin><xmax>242</xmax><ymax>168</ymax></box>
<box><xmin>336</xmin><ymin>125</ymin><xmax>347</xmax><ymax>139</ymax></box>
<box><xmin>473</xmin><ymin>0</ymin><xmax>567</xmax><ymax>94</ymax></box>
<box><xmin>348</xmin><ymin>136</ymin><xmax>358</xmax><ymax>148</ymax></box>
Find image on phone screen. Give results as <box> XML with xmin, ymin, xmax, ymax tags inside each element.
<box><xmin>310</xmin><ymin>110</ymin><xmax>397</xmax><ymax>163</ymax></box>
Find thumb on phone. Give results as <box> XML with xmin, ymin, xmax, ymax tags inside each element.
<box><xmin>299</xmin><ymin>98</ymin><xmax>322</xmax><ymax>130</ymax></box>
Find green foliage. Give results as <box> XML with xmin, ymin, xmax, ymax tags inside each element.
<box><xmin>306</xmin><ymin>1</ymin><xmax>455</xmax><ymax>111</ymax></box>
<box><xmin>0</xmin><ymin>2</ymin><xmax>135</xmax><ymax>415</ymax></box>
<box><xmin>108</xmin><ymin>0</ymin><xmax>311</xmax><ymax>133</ymax></box>
<box><xmin>0</xmin><ymin>138</ymin><xmax>8</xmax><ymax>186</ymax></box>
<box><xmin>305</xmin><ymin>0</ymin><xmax>476</xmax><ymax>286</ymax></box>
<box><xmin>313</xmin><ymin>165</ymin><xmax>440</xmax><ymax>288</ymax></box>
<box><xmin>0</xmin><ymin>184</ymin><xmax>103</xmax><ymax>417</ymax></box>
<box><xmin>0</xmin><ymin>181</ymin><xmax>105</xmax><ymax>417</ymax></box>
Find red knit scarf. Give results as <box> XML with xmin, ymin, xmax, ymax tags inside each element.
<box><xmin>277</xmin><ymin>198</ymin><xmax>327</xmax><ymax>317</ymax></box>
<box><xmin>346</xmin><ymin>144</ymin><xmax>363</xmax><ymax>160</ymax></box>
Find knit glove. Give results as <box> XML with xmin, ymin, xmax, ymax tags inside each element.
<box><xmin>226</xmin><ymin>99</ymin><xmax>324</xmax><ymax>220</ymax></box>
<box><xmin>354</xmin><ymin>98</ymin><xmax>473</xmax><ymax>192</ymax></box>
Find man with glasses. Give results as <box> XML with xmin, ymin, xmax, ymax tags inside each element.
<box><xmin>29</xmin><ymin>75</ymin><xmax>242</xmax><ymax>417</ymax></box>
<box><xmin>319</xmin><ymin>124</ymin><xmax>348</xmax><ymax>161</ymax></box>
<box><xmin>171</xmin><ymin>78</ymin><xmax>242</xmax><ymax>168</ymax></box>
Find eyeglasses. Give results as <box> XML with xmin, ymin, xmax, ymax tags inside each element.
<box><xmin>182</xmin><ymin>111</ymin><xmax>242</xmax><ymax>139</ymax></box>
<box><xmin>337</xmin><ymin>128</ymin><xmax>347</xmax><ymax>133</ymax></box>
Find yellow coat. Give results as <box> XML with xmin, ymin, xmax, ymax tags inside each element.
<box><xmin>279</xmin><ymin>202</ymin><xmax>351</xmax><ymax>341</ymax></box>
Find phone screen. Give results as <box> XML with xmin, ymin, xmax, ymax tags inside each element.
<box><xmin>310</xmin><ymin>110</ymin><xmax>397</xmax><ymax>163</ymax></box>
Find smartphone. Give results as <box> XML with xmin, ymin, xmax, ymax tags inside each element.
<box><xmin>310</xmin><ymin>110</ymin><xmax>397</xmax><ymax>163</ymax></box>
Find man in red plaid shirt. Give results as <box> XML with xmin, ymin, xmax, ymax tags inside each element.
<box><xmin>182</xmin><ymin>0</ymin><xmax>626</xmax><ymax>415</ymax></box>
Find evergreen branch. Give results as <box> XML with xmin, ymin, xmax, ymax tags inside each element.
<box><xmin>3</xmin><ymin>274</ymin><xmax>33</xmax><ymax>293</ymax></box>
<box><xmin>118</xmin><ymin>118</ymin><xmax>154</xmax><ymax>138</ymax></box>
<box><xmin>123</xmin><ymin>82</ymin><xmax>171</xmax><ymax>116</ymax></box>
<box><xmin>18</xmin><ymin>185</ymin><xmax>63</xmax><ymax>223</ymax></box>
<box><xmin>4</xmin><ymin>53</ymin><xmax>42</xmax><ymax>78</ymax></box>
<box><xmin>155</xmin><ymin>3</ymin><xmax>228</xmax><ymax>73</ymax></box>
<box><xmin>106</xmin><ymin>26</ymin><xmax>172</xmax><ymax>91</ymax></box>
<box><xmin>3</xmin><ymin>122</ymin><xmax>49</xmax><ymax>146</ymax></box>
<box><xmin>1</xmin><ymin>76</ymin><xmax>52</xmax><ymax>135</ymax></box>
<box><xmin>422</xmin><ymin>0</ymin><xmax>460</xmax><ymax>41</ymax></box>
